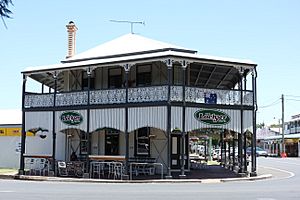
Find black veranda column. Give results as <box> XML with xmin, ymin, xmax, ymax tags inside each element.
<box><xmin>52</xmin><ymin>72</ymin><xmax>58</xmax><ymax>174</ymax></box>
<box><xmin>19</xmin><ymin>74</ymin><xmax>27</xmax><ymax>175</ymax></box>
<box><xmin>251</xmin><ymin>68</ymin><xmax>258</xmax><ymax>176</ymax></box>
<box><xmin>243</xmin><ymin>74</ymin><xmax>248</xmax><ymax>173</ymax></box>
<box><xmin>238</xmin><ymin>79</ymin><xmax>244</xmax><ymax>173</ymax></box>
<box><xmin>124</xmin><ymin>64</ymin><xmax>130</xmax><ymax>175</ymax></box>
<box><xmin>86</xmin><ymin>68</ymin><xmax>91</xmax><ymax>173</ymax></box>
<box><xmin>166</xmin><ymin>59</ymin><xmax>173</xmax><ymax>178</ymax></box>
<box><xmin>180</xmin><ymin>61</ymin><xmax>187</xmax><ymax>178</ymax></box>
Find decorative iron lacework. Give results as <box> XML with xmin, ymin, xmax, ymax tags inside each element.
<box><xmin>242</xmin><ymin>91</ymin><xmax>254</xmax><ymax>106</ymax></box>
<box><xmin>185</xmin><ymin>86</ymin><xmax>253</xmax><ymax>106</ymax></box>
<box><xmin>24</xmin><ymin>86</ymin><xmax>253</xmax><ymax>108</ymax></box>
<box><xmin>24</xmin><ymin>94</ymin><xmax>54</xmax><ymax>108</ymax></box>
<box><xmin>170</xmin><ymin>86</ymin><xmax>183</xmax><ymax>102</ymax></box>
<box><xmin>128</xmin><ymin>86</ymin><xmax>168</xmax><ymax>103</ymax></box>
<box><xmin>56</xmin><ymin>91</ymin><xmax>88</xmax><ymax>106</ymax></box>
<box><xmin>90</xmin><ymin>89</ymin><xmax>126</xmax><ymax>104</ymax></box>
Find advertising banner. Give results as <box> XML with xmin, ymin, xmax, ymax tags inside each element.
<box><xmin>6</xmin><ymin>128</ymin><xmax>21</xmax><ymax>136</ymax></box>
<box><xmin>0</xmin><ymin>128</ymin><xmax>6</xmax><ymax>136</ymax></box>
<box><xmin>0</xmin><ymin>127</ymin><xmax>34</xmax><ymax>136</ymax></box>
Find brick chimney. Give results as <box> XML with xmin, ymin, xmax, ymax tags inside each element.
<box><xmin>66</xmin><ymin>21</ymin><xmax>78</xmax><ymax>59</ymax></box>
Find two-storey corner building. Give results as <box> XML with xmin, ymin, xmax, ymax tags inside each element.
<box><xmin>19</xmin><ymin>22</ymin><xmax>258</xmax><ymax>178</ymax></box>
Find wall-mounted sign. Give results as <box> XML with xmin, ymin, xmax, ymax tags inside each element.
<box><xmin>0</xmin><ymin>128</ymin><xmax>6</xmax><ymax>136</ymax></box>
<box><xmin>6</xmin><ymin>127</ymin><xmax>21</xmax><ymax>136</ymax></box>
<box><xmin>194</xmin><ymin>109</ymin><xmax>230</xmax><ymax>125</ymax></box>
<box><xmin>204</xmin><ymin>93</ymin><xmax>217</xmax><ymax>104</ymax></box>
<box><xmin>27</xmin><ymin>127</ymin><xmax>48</xmax><ymax>138</ymax></box>
<box><xmin>60</xmin><ymin>111</ymin><xmax>83</xmax><ymax>126</ymax></box>
<box><xmin>0</xmin><ymin>127</ymin><xmax>32</xmax><ymax>136</ymax></box>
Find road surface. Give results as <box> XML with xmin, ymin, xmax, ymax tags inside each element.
<box><xmin>0</xmin><ymin>157</ymin><xmax>299</xmax><ymax>200</ymax></box>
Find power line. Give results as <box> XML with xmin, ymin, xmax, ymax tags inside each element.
<box><xmin>285</xmin><ymin>95</ymin><xmax>300</xmax><ymax>98</ymax></box>
<box><xmin>286</xmin><ymin>98</ymin><xmax>300</xmax><ymax>102</ymax></box>
<box><xmin>259</xmin><ymin>98</ymin><xmax>281</xmax><ymax>109</ymax></box>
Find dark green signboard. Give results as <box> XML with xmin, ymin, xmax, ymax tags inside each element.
<box><xmin>60</xmin><ymin>111</ymin><xmax>83</xmax><ymax>126</ymax></box>
<box><xmin>194</xmin><ymin>109</ymin><xmax>230</xmax><ymax>125</ymax></box>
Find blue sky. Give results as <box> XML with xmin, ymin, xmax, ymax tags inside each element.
<box><xmin>1</xmin><ymin>1</ymin><xmax>300</xmax><ymax>125</ymax></box>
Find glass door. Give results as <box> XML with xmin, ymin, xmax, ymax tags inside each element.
<box><xmin>171</xmin><ymin>134</ymin><xmax>181</xmax><ymax>169</ymax></box>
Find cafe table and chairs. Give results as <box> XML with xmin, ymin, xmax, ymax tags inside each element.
<box><xmin>129</xmin><ymin>162</ymin><xmax>163</xmax><ymax>180</ymax></box>
<box><xmin>57</xmin><ymin>161</ymin><xmax>84</xmax><ymax>177</ymax></box>
<box><xmin>88</xmin><ymin>155</ymin><xmax>125</xmax><ymax>180</ymax></box>
<box><xmin>23</xmin><ymin>154</ymin><xmax>52</xmax><ymax>176</ymax></box>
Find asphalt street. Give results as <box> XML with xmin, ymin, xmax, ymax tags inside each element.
<box><xmin>0</xmin><ymin>157</ymin><xmax>299</xmax><ymax>200</ymax></box>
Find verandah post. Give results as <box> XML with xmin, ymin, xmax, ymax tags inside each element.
<box><xmin>166</xmin><ymin>58</ymin><xmax>173</xmax><ymax>178</ymax></box>
<box><xmin>124</xmin><ymin>63</ymin><xmax>131</xmax><ymax>176</ymax></box>
<box><xmin>180</xmin><ymin>60</ymin><xmax>188</xmax><ymax>178</ymax></box>
<box><xmin>52</xmin><ymin>71</ymin><xmax>58</xmax><ymax>174</ymax></box>
<box><xmin>19</xmin><ymin>74</ymin><xmax>27</xmax><ymax>175</ymax></box>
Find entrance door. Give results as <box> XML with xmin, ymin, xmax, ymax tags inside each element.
<box><xmin>65</xmin><ymin>129</ymin><xmax>80</xmax><ymax>161</ymax></box>
<box><xmin>105</xmin><ymin>130</ymin><xmax>119</xmax><ymax>155</ymax></box>
<box><xmin>171</xmin><ymin>134</ymin><xmax>181</xmax><ymax>169</ymax></box>
<box><xmin>171</xmin><ymin>134</ymin><xmax>188</xmax><ymax>170</ymax></box>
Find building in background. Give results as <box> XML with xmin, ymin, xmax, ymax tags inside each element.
<box><xmin>0</xmin><ymin>110</ymin><xmax>22</xmax><ymax>168</ymax></box>
<box><xmin>259</xmin><ymin>114</ymin><xmax>300</xmax><ymax>157</ymax></box>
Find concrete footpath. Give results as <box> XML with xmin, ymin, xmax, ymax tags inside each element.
<box><xmin>0</xmin><ymin>168</ymin><xmax>272</xmax><ymax>184</ymax></box>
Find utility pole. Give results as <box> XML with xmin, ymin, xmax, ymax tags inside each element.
<box><xmin>281</xmin><ymin>94</ymin><xmax>285</xmax><ymax>156</ymax></box>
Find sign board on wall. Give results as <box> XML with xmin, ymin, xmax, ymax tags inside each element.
<box><xmin>194</xmin><ymin>109</ymin><xmax>230</xmax><ymax>125</ymax></box>
<box><xmin>6</xmin><ymin>128</ymin><xmax>21</xmax><ymax>136</ymax></box>
<box><xmin>0</xmin><ymin>128</ymin><xmax>6</xmax><ymax>136</ymax></box>
<box><xmin>60</xmin><ymin>111</ymin><xmax>83</xmax><ymax>126</ymax></box>
<box><xmin>0</xmin><ymin>127</ymin><xmax>34</xmax><ymax>136</ymax></box>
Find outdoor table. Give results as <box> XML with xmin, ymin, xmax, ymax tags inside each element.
<box><xmin>23</xmin><ymin>154</ymin><xmax>52</xmax><ymax>176</ymax></box>
<box><xmin>190</xmin><ymin>155</ymin><xmax>208</xmax><ymax>169</ymax></box>
<box><xmin>190</xmin><ymin>155</ymin><xmax>207</xmax><ymax>162</ymax></box>
<box><xmin>129</xmin><ymin>162</ymin><xmax>163</xmax><ymax>180</ymax></box>
<box><xmin>89</xmin><ymin>161</ymin><xmax>124</xmax><ymax>180</ymax></box>
<box><xmin>88</xmin><ymin>155</ymin><xmax>125</xmax><ymax>161</ymax></box>
<box><xmin>23</xmin><ymin>154</ymin><xmax>52</xmax><ymax>159</ymax></box>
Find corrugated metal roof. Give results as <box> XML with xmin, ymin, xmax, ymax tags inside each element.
<box><xmin>22</xmin><ymin>33</ymin><xmax>256</xmax><ymax>74</ymax></box>
<box><xmin>63</xmin><ymin>33</ymin><xmax>196</xmax><ymax>62</ymax></box>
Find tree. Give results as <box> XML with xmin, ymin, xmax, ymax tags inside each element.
<box><xmin>256</xmin><ymin>122</ymin><xmax>265</xmax><ymax>129</ymax></box>
<box><xmin>0</xmin><ymin>0</ymin><xmax>13</xmax><ymax>28</ymax></box>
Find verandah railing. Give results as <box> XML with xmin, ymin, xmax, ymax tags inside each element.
<box><xmin>24</xmin><ymin>85</ymin><xmax>253</xmax><ymax>108</ymax></box>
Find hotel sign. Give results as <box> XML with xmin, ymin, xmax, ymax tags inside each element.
<box><xmin>60</xmin><ymin>111</ymin><xmax>83</xmax><ymax>126</ymax></box>
<box><xmin>194</xmin><ymin>109</ymin><xmax>230</xmax><ymax>125</ymax></box>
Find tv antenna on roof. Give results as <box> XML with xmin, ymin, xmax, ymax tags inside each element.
<box><xmin>110</xmin><ymin>20</ymin><xmax>145</xmax><ymax>34</ymax></box>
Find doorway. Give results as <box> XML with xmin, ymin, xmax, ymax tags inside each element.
<box><xmin>64</xmin><ymin>128</ymin><xmax>80</xmax><ymax>161</ymax></box>
<box><xmin>105</xmin><ymin>129</ymin><xmax>120</xmax><ymax>155</ymax></box>
<box><xmin>171</xmin><ymin>134</ymin><xmax>188</xmax><ymax>170</ymax></box>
